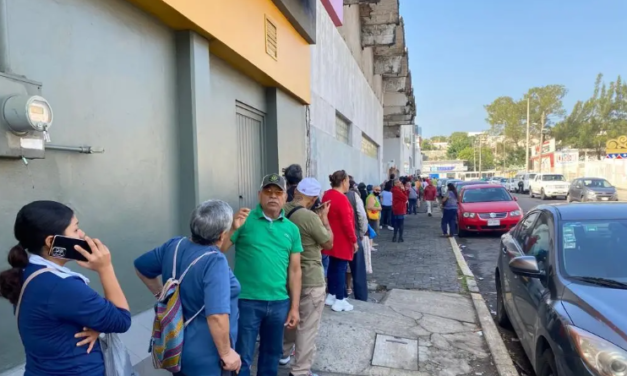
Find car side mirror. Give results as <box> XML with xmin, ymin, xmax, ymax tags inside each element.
<box><xmin>513</xmin><ymin>196</ymin><xmax>518</xmax><ymax>201</ymax></box>
<box><xmin>509</xmin><ymin>256</ymin><xmax>544</xmax><ymax>278</ymax></box>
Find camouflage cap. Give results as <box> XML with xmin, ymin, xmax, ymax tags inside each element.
<box><xmin>260</xmin><ymin>173</ymin><xmax>287</xmax><ymax>191</ymax></box>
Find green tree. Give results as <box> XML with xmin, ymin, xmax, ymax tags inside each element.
<box><xmin>446</xmin><ymin>132</ymin><xmax>474</xmax><ymax>159</ymax></box>
<box><xmin>554</xmin><ymin>73</ymin><xmax>627</xmax><ymax>157</ymax></box>
<box><xmin>431</xmin><ymin>135</ymin><xmax>448</xmax><ymax>142</ymax></box>
<box><xmin>421</xmin><ymin>139</ymin><xmax>436</xmax><ymax>151</ymax></box>
<box><xmin>485</xmin><ymin>84</ymin><xmax>567</xmax><ymax>166</ymax></box>
<box><xmin>457</xmin><ymin>146</ymin><xmax>494</xmax><ymax>170</ymax></box>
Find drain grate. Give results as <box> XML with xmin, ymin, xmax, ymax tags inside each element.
<box><xmin>371</xmin><ymin>334</ymin><xmax>419</xmax><ymax>371</ymax></box>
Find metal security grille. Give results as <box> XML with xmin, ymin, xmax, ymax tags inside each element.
<box><xmin>361</xmin><ymin>133</ymin><xmax>378</xmax><ymax>158</ymax></box>
<box><xmin>265</xmin><ymin>16</ymin><xmax>278</xmax><ymax>60</ymax></box>
<box><xmin>236</xmin><ymin>104</ymin><xmax>265</xmax><ymax>210</ymax></box>
<box><xmin>336</xmin><ymin>115</ymin><xmax>350</xmax><ymax>144</ymax></box>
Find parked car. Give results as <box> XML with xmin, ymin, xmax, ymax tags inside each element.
<box><xmin>441</xmin><ymin>179</ymin><xmax>461</xmax><ymax>197</ymax></box>
<box><xmin>488</xmin><ymin>177</ymin><xmax>504</xmax><ymax>185</ymax></box>
<box><xmin>454</xmin><ymin>181</ymin><xmax>484</xmax><ymax>197</ymax></box>
<box><xmin>456</xmin><ymin>184</ymin><xmax>523</xmax><ymax>237</ymax></box>
<box><xmin>513</xmin><ymin>172</ymin><xmax>537</xmax><ymax>193</ymax></box>
<box><xmin>496</xmin><ymin>203</ymin><xmax>627</xmax><ymax>376</ymax></box>
<box><xmin>567</xmin><ymin>177</ymin><xmax>619</xmax><ymax>202</ymax></box>
<box><xmin>507</xmin><ymin>178</ymin><xmax>518</xmax><ymax>192</ymax></box>
<box><xmin>529</xmin><ymin>173</ymin><xmax>569</xmax><ymax>200</ymax></box>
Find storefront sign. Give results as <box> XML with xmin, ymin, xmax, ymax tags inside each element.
<box><xmin>556</xmin><ymin>151</ymin><xmax>579</xmax><ymax>164</ymax></box>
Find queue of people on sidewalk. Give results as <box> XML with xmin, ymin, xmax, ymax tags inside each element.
<box><xmin>0</xmin><ymin>166</ymin><xmax>443</xmax><ymax>376</ymax></box>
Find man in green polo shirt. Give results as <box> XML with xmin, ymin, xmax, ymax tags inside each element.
<box><xmin>221</xmin><ymin>173</ymin><xmax>303</xmax><ymax>376</ymax></box>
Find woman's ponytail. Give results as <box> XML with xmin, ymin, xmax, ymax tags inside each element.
<box><xmin>0</xmin><ymin>244</ymin><xmax>29</xmax><ymax>305</ymax></box>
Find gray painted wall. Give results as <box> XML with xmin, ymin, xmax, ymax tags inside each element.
<box><xmin>0</xmin><ymin>0</ymin><xmax>306</xmax><ymax>371</ymax></box>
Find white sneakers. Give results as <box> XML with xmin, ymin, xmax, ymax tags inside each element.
<box><xmin>326</xmin><ymin>294</ymin><xmax>354</xmax><ymax>311</ymax></box>
<box><xmin>332</xmin><ymin>298</ymin><xmax>354</xmax><ymax>312</ymax></box>
<box><xmin>325</xmin><ymin>294</ymin><xmax>336</xmax><ymax>306</ymax></box>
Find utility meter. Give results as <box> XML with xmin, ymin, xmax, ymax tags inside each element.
<box><xmin>3</xmin><ymin>95</ymin><xmax>53</xmax><ymax>137</ymax></box>
<box><xmin>0</xmin><ymin>75</ymin><xmax>52</xmax><ymax>159</ymax></box>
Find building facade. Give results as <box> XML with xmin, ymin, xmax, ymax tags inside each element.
<box><xmin>0</xmin><ymin>0</ymin><xmax>315</xmax><ymax>373</ymax></box>
<box><xmin>308</xmin><ymin>0</ymin><xmax>384</xmax><ymax>188</ymax></box>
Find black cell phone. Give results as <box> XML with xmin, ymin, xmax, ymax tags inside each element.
<box><xmin>49</xmin><ymin>235</ymin><xmax>92</xmax><ymax>262</ymax></box>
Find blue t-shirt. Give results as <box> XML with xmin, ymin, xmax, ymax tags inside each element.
<box><xmin>444</xmin><ymin>191</ymin><xmax>458</xmax><ymax>209</ymax></box>
<box><xmin>17</xmin><ymin>264</ymin><xmax>132</xmax><ymax>376</ymax></box>
<box><xmin>134</xmin><ymin>237</ymin><xmax>240</xmax><ymax>376</ymax></box>
<box><xmin>380</xmin><ymin>191</ymin><xmax>393</xmax><ymax>206</ymax></box>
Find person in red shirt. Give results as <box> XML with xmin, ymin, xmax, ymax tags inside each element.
<box><xmin>424</xmin><ymin>181</ymin><xmax>438</xmax><ymax>217</ymax></box>
<box><xmin>391</xmin><ymin>180</ymin><xmax>409</xmax><ymax>242</ymax></box>
<box><xmin>322</xmin><ymin>170</ymin><xmax>358</xmax><ymax>312</ymax></box>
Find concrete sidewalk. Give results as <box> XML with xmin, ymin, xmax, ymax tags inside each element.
<box><xmin>274</xmin><ymin>206</ymin><xmax>514</xmax><ymax>376</ymax></box>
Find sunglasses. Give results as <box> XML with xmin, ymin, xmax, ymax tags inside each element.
<box><xmin>261</xmin><ymin>188</ymin><xmax>284</xmax><ymax>197</ymax></box>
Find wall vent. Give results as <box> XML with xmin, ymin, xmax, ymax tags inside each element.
<box><xmin>265</xmin><ymin>16</ymin><xmax>278</xmax><ymax>60</ymax></box>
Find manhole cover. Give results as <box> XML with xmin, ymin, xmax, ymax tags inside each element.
<box><xmin>371</xmin><ymin>334</ymin><xmax>419</xmax><ymax>371</ymax></box>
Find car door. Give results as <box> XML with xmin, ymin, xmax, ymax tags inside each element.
<box><xmin>501</xmin><ymin>211</ymin><xmax>540</xmax><ymax>339</ymax></box>
<box><xmin>513</xmin><ymin>212</ymin><xmax>554</xmax><ymax>356</ymax></box>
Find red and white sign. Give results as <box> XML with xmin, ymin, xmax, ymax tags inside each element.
<box><xmin>556</xmin><ymin>151</ymin><xmax>579</xmax><ymax>164</ymax></box>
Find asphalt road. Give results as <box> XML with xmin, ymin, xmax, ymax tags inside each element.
<box><xmin>455</xmin><ymin>192</ymin><xmax>564</xmax><ymax>376</ymax></box>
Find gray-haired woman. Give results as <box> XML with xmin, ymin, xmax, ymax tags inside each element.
<box><xmin>134</xmin><ymin>200</ymin><xmax>250</xmax><ymax>376</ymax></box>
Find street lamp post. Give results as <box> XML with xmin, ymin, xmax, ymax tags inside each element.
<box><xmin>479</xmin><ymin>135</ymin><xmax>483</xmax><ymax>178</ymax></box>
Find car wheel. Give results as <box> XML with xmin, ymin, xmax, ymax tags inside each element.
<box><xmin>541</xmin><ymin>189</ymin><xmax>547</xmax><ymax>200</ymax></box>
<box><xmin>529</xmin><ymin>188</ymin><xmax>534</xmax><ymax>198</ymax></box>
<box><xmin>581</xmin><ymin>195</ymin><xmax>586</xmax><ymax>202</ymax></box>
<box><xmin>495</xmin><ymin>276</ymin><xmax>511</xmax><ymax>329</ymax></box>
<box><xmin>566</xmin><ymin>193</ymin><xmax>571</xmax><ymax>203</ymax></box>
<box><xmin>537</xmin><ymin>349</ymin><xmax>558</xmax><ymax>376</ymax></box>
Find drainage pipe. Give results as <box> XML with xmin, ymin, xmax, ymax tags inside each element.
<box><xmin>0</xmin><ymin>0</ymin><xmax>10</xmax><ymax>73</ymax></box>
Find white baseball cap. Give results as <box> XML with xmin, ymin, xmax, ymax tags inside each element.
<box><xmin>297</xmin><ymin>177</ymin><xmax>322</xmax><ymax>197</ymax></box>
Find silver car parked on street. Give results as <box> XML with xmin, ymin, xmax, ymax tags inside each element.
<box><xmin>567</xmin><ymin>177</ymin><xmax>618</xmax><ymax>202</ymax></box>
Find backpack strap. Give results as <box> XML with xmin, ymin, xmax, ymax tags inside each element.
<box><xmin>15</xmin><ymin>267</ymin><xmax>55</xmax><ymax>322</ymax></box>
<box><xmin>179</xmin><ymin>251</ymin><xmax>218</xmax><ymax>327</ymax></box>
<box><xmin>286</xmin><ymin>206</ymin><xmax>304</xmax><ymax>219</ymax></box>
<box><xmin>171</xmin><ymin>238</ymin><xmax>186</xmax><ymax>279</ymax></box>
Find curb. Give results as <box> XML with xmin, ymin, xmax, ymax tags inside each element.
<box><xmin>449</xmin><ymin>237</ymin><xmax>519</xmax><ymax>376</ymax></box>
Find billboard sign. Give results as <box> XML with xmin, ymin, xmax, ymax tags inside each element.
<box><xmin>556</xmin><ymin>151</ymin><xmax>579</xmax><ymax>165</ymax></box>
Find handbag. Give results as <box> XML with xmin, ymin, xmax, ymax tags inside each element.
<box><xmin>101</xmin><ymin>333</ymin><xmax>139</xmax><ymax>376</ymax></box>
<box><xmin>367</xmin><ymin>224</ymin><xmax>377</xmax><ymax>239</ymax></box>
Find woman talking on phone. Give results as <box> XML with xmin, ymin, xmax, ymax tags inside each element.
<box><xmin>0</xmin><ymin>200</ymin><xmax>131</xmax><ymax>376</ymax></box>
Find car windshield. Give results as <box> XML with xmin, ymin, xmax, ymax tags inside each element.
<box><xmin>528</xmin><ymin>174</ymin><xmax>536</xmax><ymax>179</ymax></box>
<box><xmin>500</xmin><ymin>178</ymin><xmax>508</xmax><ymax>182</ymax></box>
<box><xmin>462</xmin><ymin>187</ymin><xmax>513</xmax><ymax>203</ymax></box>
<box><xmin>542</xmin><ymin>174</ymin><xmax>566</xmax><ymax>181</ymax></box>
<box><xmin>582</xmin><ymin>179</ymin><xmax>612</xmax><ymax>188</ymax></box>
<box><xmin>561</xmin><ymin>220</ymin><xmax>627</xmax><ymax>282</ymax></box>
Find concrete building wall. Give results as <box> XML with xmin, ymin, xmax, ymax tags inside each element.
<box><xmin>338</xmin><ymin>4</ymin><xmax>383</xmax><ymax>103</ymax></box>
<box><xmin>310</xmin><ymin>0</ymin><xmax>383</xmax><ymax>188</ymax></box>
<box><xmin>0</xmin><ymin>0</ymin><xmax>306</xmax><ymax>373</ymax></box>
<box><xmin>0</xmin><ymin>0</ymin><xmax>179</xmax><ymax>370</ymax></box>
<box><xmin>382</xmin><ymin>125</ymin><xmax>414</xmax><ymax>176</ymax></box>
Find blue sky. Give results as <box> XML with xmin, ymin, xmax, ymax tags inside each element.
<box><xmin>400</xmin><ymin>0</ymin><xmax>627</xmax><ymax>138</ymax></box>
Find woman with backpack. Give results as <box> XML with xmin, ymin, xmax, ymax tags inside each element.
<box><xmin>0</xmin><ymin>201</ymin><xmax>132</xmax><ymax>376</ymax></box>
<box><xmin>135</xmin><ymin>200</ymin><xmax>249</xmax><ymax>375</ymax></box>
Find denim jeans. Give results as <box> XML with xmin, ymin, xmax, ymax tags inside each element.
<box><xmin>441</xmin><ymin>208</ymin><xmax>458</xmax><ymax>236</ymax></box>
<box><xmin>381</xmin><ymin>206</ymin><xmax>392</xmax><ymax>227</ymax></box>
<box><xmin>393</xmin><ymin>215</ymin><xmax>405</xmax><ymax>239</ymax></box>
<box><xmin>408</xmin><ymin>199</ymin><xmax>417</xmax><ymax>214</ymax></box>
<box><xmin>322</xmin><ymin>254</ymin><xmax>329</xmax><ymax>277</ymax></box>
<box><xmin>327</xmin><ymin>256</ymin><xmax>349</xmax><ymax>300</ymax></box>
<box><xmin>236</xmin><ymin>299</ymin><xmax>290</xmax><ymax>376</ymax></box>
<box><xmin>348</xmin><ymin>240</ymin><xmax>368</xmax><ymax>301</ymax></box>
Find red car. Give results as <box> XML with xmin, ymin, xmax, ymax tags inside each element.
<box><xmin>457</xmin><ymin>184</ymin><xmax>523</xmax><ymax>237</ymax></box>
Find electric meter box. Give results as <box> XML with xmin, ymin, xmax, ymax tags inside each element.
<box><xmin>0</xmin><ymin>74</ymin><xmax>52</xmax><ymax>159</ymax></box>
